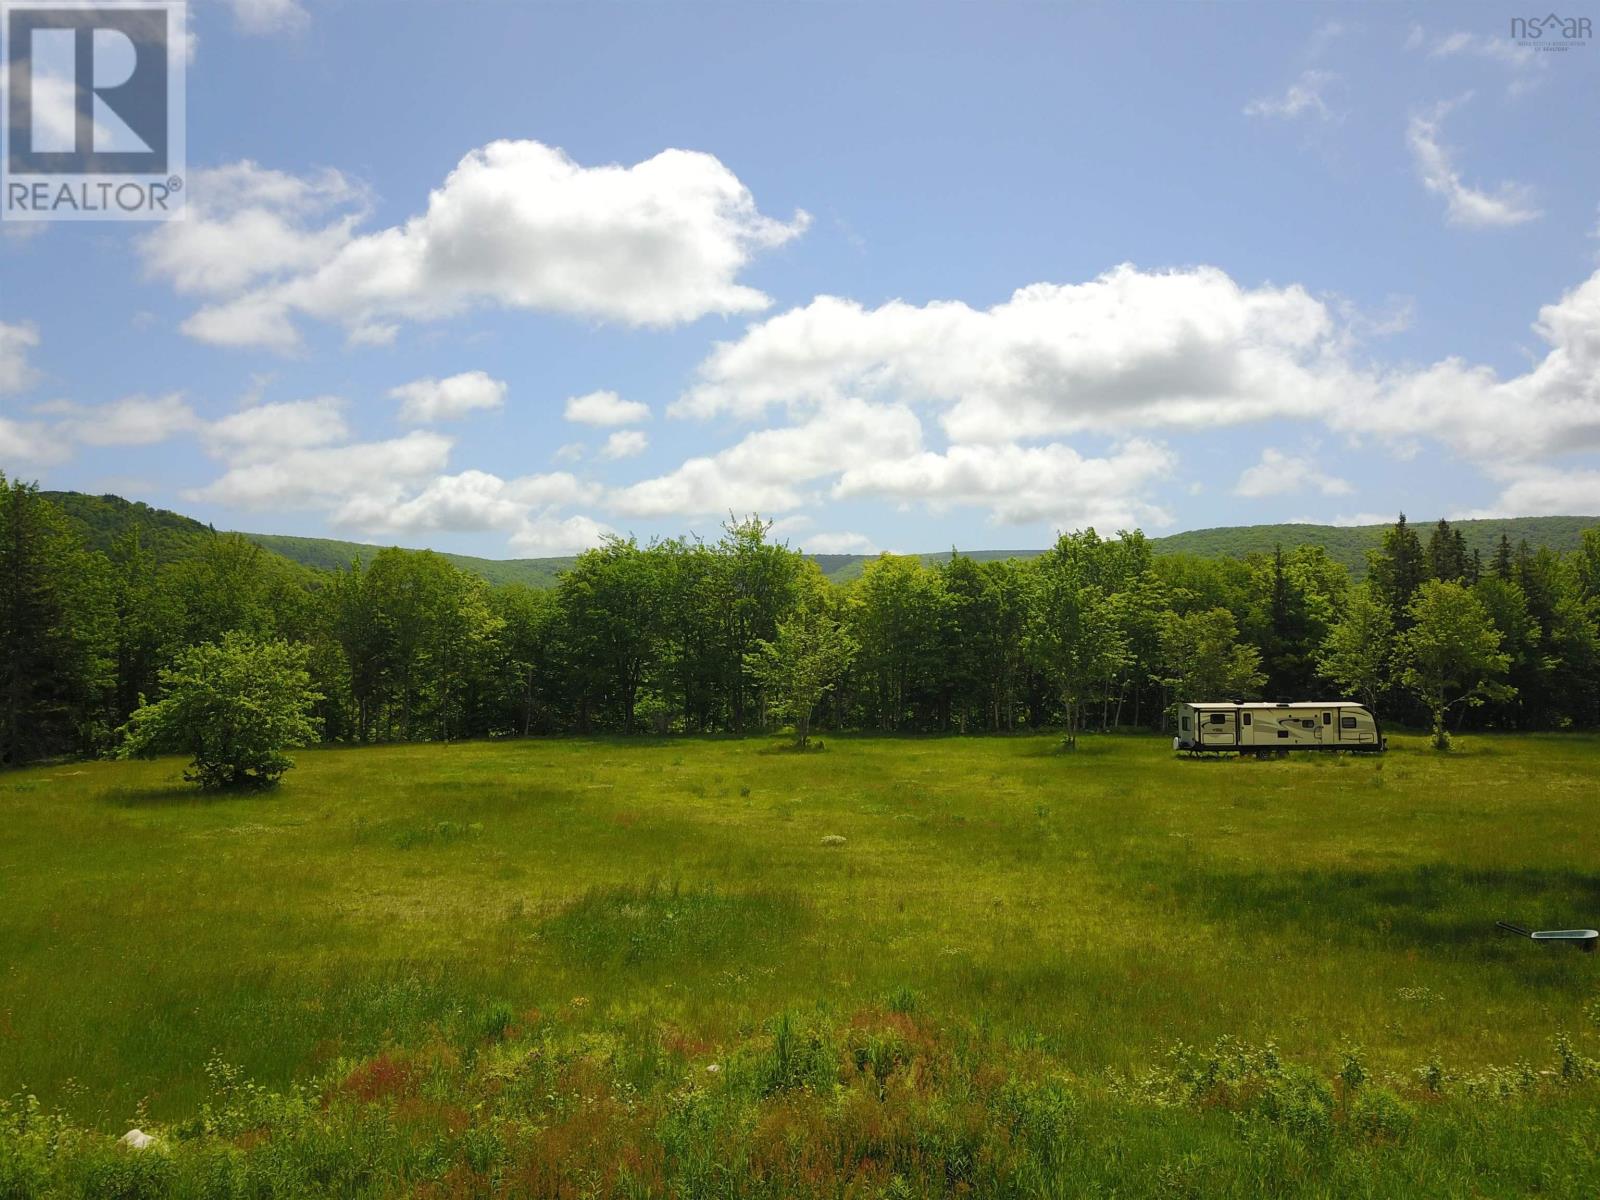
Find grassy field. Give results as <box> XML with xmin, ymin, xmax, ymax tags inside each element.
<box><xmin>4</xmin><ymin>734</ymin><xmax>1600</xmax><ymax>1197</ymax></box>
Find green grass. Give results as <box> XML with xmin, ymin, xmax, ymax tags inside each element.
<box><xmin>4</xmin><ymin>734</ymin><xmax>1600</xmax><ymax>1196</ymax></box>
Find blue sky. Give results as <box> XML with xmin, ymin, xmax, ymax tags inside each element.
<box><xmin>2</xmin><ymin>0</ymin><xmax>1598</xmax><ymax>557</ymax></box>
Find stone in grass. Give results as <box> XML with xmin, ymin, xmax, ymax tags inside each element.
<box><xmin>820</xmin><ymin>834</ymin><xmax>847</xmax><ymax>847</ymax></box>
<box><xmin>120</xmin><ymin>1129</ymin><xmax>158</xmax><ymax>1151</ymax></box>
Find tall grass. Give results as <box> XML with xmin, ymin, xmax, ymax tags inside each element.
<box><xmin>2</xmin><ymin>732</ymin><xmax>1599</xmax><ymax>1193</ymax></box>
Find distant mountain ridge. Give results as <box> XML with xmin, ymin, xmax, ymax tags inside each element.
<box><xmin>40</xmin><ymin>491</ymin><xmax>1599</xmax><ymax>587</ymax></box>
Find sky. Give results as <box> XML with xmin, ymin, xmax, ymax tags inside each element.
<box><xmin>1</xmin><ymin>0</ymin><xmax>1598</xmax><ymax>559</ymax></box>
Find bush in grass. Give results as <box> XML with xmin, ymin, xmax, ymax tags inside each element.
<box><xmin>119</xmin><ymin>632</ymin><xmax>322</xmax><ymax>790</ymax></box>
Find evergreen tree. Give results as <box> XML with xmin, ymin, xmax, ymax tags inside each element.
<box><xmin>1426</xmin><ymin>519</ymin><xmax>1467</xmax><ymax>582</ymax></box>
<box><xmin>1367</xmin><ymin>514</ymin><xmax>1427</xmax><ymax>625</ymax></box>
<box><xmin>0</xmin><ymin>476</ymin><xmax>112</xmax><ymax>764</ymax></box>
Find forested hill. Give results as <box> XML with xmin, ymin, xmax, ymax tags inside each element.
<box><xmin>39</xmin><ymin>490</ymin><xmax>1600</xmax><ymax>585</ymax></box>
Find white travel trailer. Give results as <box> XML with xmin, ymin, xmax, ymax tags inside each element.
<box><xmin>1174</xmin><ymin>701</ymin><xmax>1385</xmax><ymax>755</ymax></box>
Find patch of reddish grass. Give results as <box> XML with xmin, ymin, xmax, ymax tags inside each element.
<box><xmin>338</xmin><ymin>1051</ymin><xmax>418</xmax><ymax>1103</ymax></box>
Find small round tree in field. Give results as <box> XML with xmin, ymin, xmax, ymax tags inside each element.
<box><xmin>120</xmin><ymin>633</ymin><xmax>322</xmax><ymax>789</ymax></box>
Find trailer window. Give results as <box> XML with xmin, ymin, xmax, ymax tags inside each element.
<box><xmin>1322</xmin><ymin>712</ymin><xmax>1331</xmax><ymax>725</ymax></box>
<box><xmin>1208</xmin><ymin>713</ymin><xmax>1227</xmax><ymax>725</ymax></box>
<box><xmin>1181</xmin><ymin>716</ymin><xmax>1190</xmax><ymax>731</ymax></box>
<box><xmin>1277</xmin><ymin>730</ymin><xmax>1288</xmax><ymax>739</ymax></box>
<box><xmin>1242</xmin><ymin>713</ymin><xmax>1252</xmax><ymax>726</ymax></box>
<box><xmin>1341</xmin><ymin>716</ymin><xmax>1358</xmax><ymax>729</ymax></box>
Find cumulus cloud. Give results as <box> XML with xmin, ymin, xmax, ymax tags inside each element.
<box><xmin>613</xmin><ymin>398</ymin><xmax>923</xmax><ymax>518</ymax></box>
<box><xmin>834</xmin><ymin>439</ymin><xmax>1176</xmax><ymax>530</ymax></box>
<box><xmin>327</xmin><ymin>468</ymin><xmax>611</xmax><ymax>556</ymax></box>
<box><xmin>676</xmin><ymin>266</ymin><xmax>1346</xmax><ymax>441</ymax></box>
<box><xmin>0</xmin><ymin>321</ymin><xmax>40</xmax><ymax>393</ymax></box>
<box><xmin>598</xmin><ymin>430</ymin><xmax>648</xmax><ymax>460</ymax></box>
<box><xmin>804</xmin><ymin>531</ymin><xmax>878</xmax><ymax>554</ymax></box>
<box><xmin>1233</xmin><ymin>448</ymin><xmax>1353</xmax><ymax>498</ymax></box>
<box><xmin>510</xmin><ymin>514</ymin><xmax>616</xmax><ymax>556</ymax></box>
<box><xmin>1244</xmin><ymin>70</ymin><xmax>1339</xmax><ymax>121</ymax></box>
<box><xmin>1467</xmin><ymin>465</ymin><xmax>1600</xmax><ymax>517</ymax></box>
<box><xmin>173</xmin><ymin>141</ymin><xmax>809</xmax><ymax>350</ymax></box>
<box><xmin>390</xmin><ymin>371</ymin><xmax>507</xmax><ymax>423</ymax></box>
<box><xmin>653</xmin><ymin>259</ymin><xmax>1600</xmax><ymax>530</ymax></box>
<box><xmin>203</xmin><ymin>397</ymin><xmax>349</xmax><ymax>462</ymax></box>
<box><xmin>1333</xmin><ymin>268</ymin><xmax>1600</xmax><ymax>462</ymax></box>
<box><xmin>0</xmin><ymin>416</ymin><xmax>68</xmax><ymax>464</ymax></box>
<box><xmin>226</xmin><ymin>0</ymin><xmax>308</xmax><ymax>35</ymax></box>
<box><xmin>1330</xmin><ymin>512</ymin><xmax>1401</xmax><ymax>528</ymax></box>
<box><xmin>54</xmin><ymin>393</ymin><xmax>201</xmax><ymax>447</ymax></box>
<box><xmin>564</xmin><ymin>389</ymin><xmax>650</xmax><ymax>426</ymax></box>
<box><xmin>332</xmin><ymin>468</ymin><xmax>594</xmax><ymax>531</ymax></box>
<box><xmin>1407</xmin><ymin>101</ymin><xmax>1540</xmax><ymax>228</ymax></box>
<box><xmin>186</xmin><ymin>431</ymin><xmax>453</xmax><ymax>510</ymax></box>
<box><xmin>140</xmin><ymin>162</ymin><xmax>367</xmax><ymax>301</ymax></box>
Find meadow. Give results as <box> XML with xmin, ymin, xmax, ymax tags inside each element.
<box><xmin>4</xmin><ymin>733</ymin><xmax>1600</xmax><ymax>1197</ymax></box>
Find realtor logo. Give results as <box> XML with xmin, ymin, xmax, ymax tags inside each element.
<box><xmin>2</xmin><ymin>0</ymin><xmax>185</xmax><ymax>220</ymax></box>
<box><xmin>1509</xmin><ymin>12</ymin><xmax>1591</xmax><ymax>49</ymax></box>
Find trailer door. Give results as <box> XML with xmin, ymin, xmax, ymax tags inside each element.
<box><xmin>1199</xmin><ymin>709</ymin><xmax>1237</xmax><ymax>747</ymax></box>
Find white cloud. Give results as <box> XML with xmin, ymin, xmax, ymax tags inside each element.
<box><xmin>186</xmin><ymin>431</ymin><xmax>453</xmax><ymax>510</ymax></box>
<box><xmin>176</xmin><ymin>140</ymin><xmax>809</xmax><ymax>350</ymax></box>
<box><xmin>676</xmin><ymin>266</ymin><xmax>1346</xmax><ymax>441</ymax></box>
<box><xmin>1233</xmin><ymin>447</ymin><xmax>1353</xmax><ymax>498</ymax></box>
<box><xmin>598</xmin><ymin>429</ymin><xmax>648</xmax><ymax>460</ymax></box>
<box><xmin>613</xmin><ymin>398</ymin><xmax>923</xmax><ymax>518</ymax></box>
<box><xmin>0</xmin><ymin>321</ymin><xmax>40</xmax><ymax>393</ymax></box>
<box><xmin>1406</xmin><ymin>101</ymin><xmax>1540</xmax><ymax>228</ymax></box>
<box><xmin>0</xmin><ymin>416</ymin><xmax>68</xmax><ymax>465</ymax></box>
<box><xmin>203</xmin><ymin>397</ymin><xmax>349</xmax><ymax>463</ymax></box>
<box><xmin>1334</xmin><ymin>267</ymin><xmax>1600</xmax><ymax>462</ymax></box>
<box><xmin>804</xmin><ymin>531</ymin><xmax>877</xmax><ymax>554</ymax></box>
<box><xmin>671</xmin><ymin>258</ymin><xmax>1600</xmax><ymax>525</ymax></box>
<box><xmin>564</xmin><ymin>389</ymin><xmax>650</xmax><ymax>427</ymax></box>
<box><xmin>55</xmin><ymin>393</ymin><xmax>201</xmax><ymax>447</ymax></box>
<box><xmin>1244</xmin><ymin>70</ymin><xmax>1339</xmax><ymax>121</ymax></box>
<box><xmin>510</xmin><ymin>514</ymin><xmax>616</xmax><ymax>556</ymax></box>
<box><xmin>1462</xmin><ymin>464</ymin><xmax>1600</xmax><ymax>518</ymax></box>
<box><xmin>1429</xmin><ymin>31</ymin><xmax>1536</xmax><ymax>70</ymax></box>
<box><xmin>833</xmin><ymin>438</ymin><xmax>1176</xmax><ymax>530</ymax></box>
<box><xmin>1330</xmin><ymin>512</ymin><xmax>1399</xmax><ymax>528</ymax></box>
<box><xmin>227</xmin><ymin>0</ymin><xmax>308</xmax><ymax>35</ymax></box>
<box><xmin>141</xmin><ymin>162</ymin><xmax>366</xmax><ymax>301</ymax></box>
<box><xmin>390</xmin><ymin>371</ymin><xmax>507</xmax><ymax>423</ymax></box>
<box><xmin>1426</xmin><ymin>30</ymin><xmax>1544</xmax><ymax>95</ymax></box>
<box><xmin>554</xmin><ymin>442</ymin><xmax>586</xmax><ymax>463</ymax></box>
<box><xmin>326</xmin><ymin>467</ymin><xmax>611</xmax><ymax>556</ymax></box>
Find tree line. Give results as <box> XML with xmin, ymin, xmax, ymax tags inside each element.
<box><xmin>3</xmin><ymin>472</ymin><xmax>1598</xmax><ymax>766</ymax></box>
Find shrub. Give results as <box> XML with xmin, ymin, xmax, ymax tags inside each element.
<box><xmin>119</xmin><ymin>632</ymin><xmax>322</xmax><ymax>789</ymax></box>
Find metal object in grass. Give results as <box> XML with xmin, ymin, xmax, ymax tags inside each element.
<box><xmin>1496</xmin><ymin>921</ymin><xmax>1599</xmax><ymax>952</ymax></box>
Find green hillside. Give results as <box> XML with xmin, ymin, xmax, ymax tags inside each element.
<box><xmin>42</xmin><ymin>491</ymin><xmax>217</xmax><ymax>563</ymax></box>
<box><xmin>1148</xmin><ymin>516</ymin><xmax>1600</xmax><ymax>577</ymax></box>
<box><xmin>37</xmin><ymin>491</ymin><xmax>1600</xmax><ymax>587</ymax></box>
<box><xmin>244</xmin><ymin>533</ymin><xmax>576</xmax><ymax>588</ymax></box>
